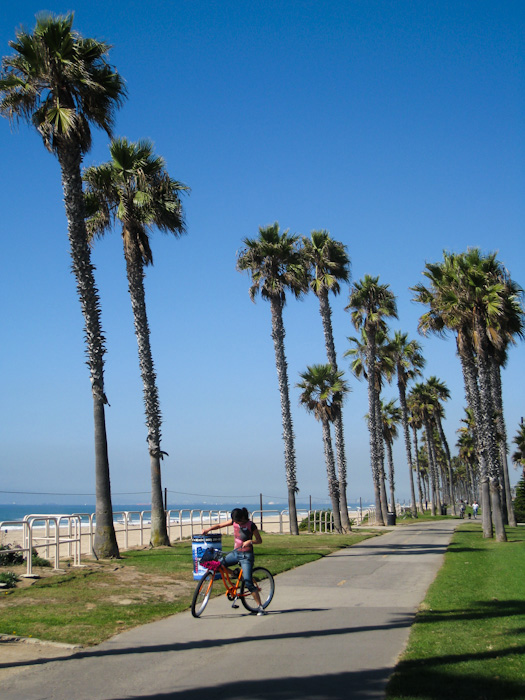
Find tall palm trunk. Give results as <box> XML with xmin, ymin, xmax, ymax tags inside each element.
<box><xmin>458</xmin><ymin>342</ymin><xmax>493</xmax><ymax>537</ymax></box>
<box><xmin>366</xmin><ymin>330</ymin><xmax>384</xmax><ymax>525</ymax></box>
<box><xmin>376</xmin><ymin>393</ymin><xmax>390</xmax><ymax>520</ymax></box>
<box><xmin>434</xmin><ymin>414</ymin><xmax>455</xmax><ymax>513</ymax></box>
<box><xmin>270</xmin><ymin>297</ymin><xmax>299</xmax><ymax>534</ymax></box>
<box><xmin>431</xmin><ymin>435</ymin><xmax>443</xmax><ymax>512</ymax></box>
<box><xmin>320</xmin><ymin>419</ymin><xmax>342</xmax><ymax>532</ymax></box>
<box><xmin>483</xmin><ymin>355</ymin><xmax>508</xmax><ymax>525</ymax></box>
<box><xmin>398</xmin><ymin>380</ymin><xmax>417</xmax><ymax>516</ymax></box>
<box><xmin>467</xmin><ymin>462</ymin><xmax>477</xmax><ymax>503</ymax></box>
<box><xmin>490</xmin><ymin>358</ymin><xmax>516</xmax><ymax>526</ymax></box>
<box><xmin>333</xmin><ymin>418</ymin><xmax>350</xmax><ymax>529</ymax></box>
<box><xmin>473</xmin><ymin>315</ymin><xmax>507</xmax><ymax>542</ymax></box>
<box><xmin>125</xmin><ymin>243</ymin><xmax>169</xmax><ymax>546</ymax></box>
<box><xmin>318</xmin><ymin>291</ymin><xmax>351</xmax><ymax>530</ymax></box>
<box><xmin>57</xmin><ymin>146</ymin><xmax>118</xmax><ymax>558</ymax></box>
<box><xmin>412</xmin><ymin>425</ymin><xmax>424</xmax><ymax>512</ymax></box>
<box><xmin>423</xmin><ymin>421</ymin><xmax>438</xmax><ymax>515</ymax></box>
<box><xmin>385</xmin><ymin>439</ymin><xmax>396</xmax><ymax>512</ymax></box>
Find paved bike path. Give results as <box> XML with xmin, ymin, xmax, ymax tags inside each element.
<box><xmin>2</xmin><ymin>519</ymin><xmax>458</xmax><ymax>700</ymax></box>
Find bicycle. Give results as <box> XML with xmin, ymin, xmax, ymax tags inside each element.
<box><xmin>191</xmin><ymin>548</ymin><xmax>275</xmax><ymax>618</ymax></box>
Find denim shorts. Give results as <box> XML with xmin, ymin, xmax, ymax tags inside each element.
<box><xmin>222</xmin><ymin>549</ymin><xmax>255</xmax><ymax>591</ymax></box>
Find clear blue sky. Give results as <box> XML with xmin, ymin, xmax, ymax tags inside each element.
<box><xmin>1</xmin><ymin>1</ymin><xmax>524</xmax><ymax>508</ymax></box>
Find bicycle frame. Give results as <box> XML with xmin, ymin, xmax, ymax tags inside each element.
<box><xmin>203</xmin><ymin>562</ymin><xmax>252</xmax><ymax>602</ymax></box>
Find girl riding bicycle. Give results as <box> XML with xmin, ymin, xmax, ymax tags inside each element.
<box><xmin>202</xmin><ymin>507</ymin><xmax>266</xmax><ymax>615</ymax></box>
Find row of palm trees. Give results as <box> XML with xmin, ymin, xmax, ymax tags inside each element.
<box><xmin>236</xmin><ymin>225</ymin><xmax>418</xmax><ymax>532</ymax></box>
<box><xmin>238</xmin><ymin>225</ymin><xmax>523</xmax><ymax>539</ymax></box>
<box><xmin>413</xmin><ymin>250</ymin><xmax>524</xmax><ymax>540</ymax></box>
<box><xmin>237</xmin><ymin>225</ymin><xmax>352</xmax><ymax>533</ymax></box>
<box><xmin>1</xmin><ymin>15</ymin><xmax>188</xmax><ymax>555</ymax></box>
<box><xmin>2</xmin><ymin>15</ymin><xmax>522</xmax><ymax>550</ymax></box>
<box><xmin>344</xmin><ymin>287</ymin><xmax>456</xmax><ymax>526</ymax></box>
<box><xmin>407</xmin><ymin>378</ymin><xmax>456</xmax><ymax>517</ymax></box>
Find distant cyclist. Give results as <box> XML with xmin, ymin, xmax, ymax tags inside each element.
<box><xmin>202</xmin><ymin>507</ymin><xmax>266</xmax><ymax>615</ymax></box>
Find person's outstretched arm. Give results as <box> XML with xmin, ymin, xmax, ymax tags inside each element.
<box><xmin>202</xmin><ymin>519</ymin><xmax>233</xmax><ymax>535</ymax></box>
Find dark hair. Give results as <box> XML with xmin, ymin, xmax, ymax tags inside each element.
<box><xmin>231</xmin><ymin>507</ymin><xmax>249</xmax><ymax>523</ymax></box>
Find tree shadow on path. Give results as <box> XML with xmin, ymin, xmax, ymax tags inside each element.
<box><xmin>110</xmin><ymin>668</ymin><xmax>390</xmax><ymax>700</ymax></box>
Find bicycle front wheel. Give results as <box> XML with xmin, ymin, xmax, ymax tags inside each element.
<box><xmin>191</xmin><ymin>570</ymin><xmax>214</xmax><ymax>618</ymax></box>
<box><xmin>241</xmin><ymin>567</ymin><xmax>275</xmax><ymax>612</ymax></box>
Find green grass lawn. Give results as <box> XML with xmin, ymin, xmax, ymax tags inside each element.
<box><xmin>0</xmin><ymin>531</ymin><xmax>374</xmax><ymax>646</ymax></box>
<box><xmin>386</xmin><ymin>523</ymin><xmax>525</xmax><ymax>700</ymax></box>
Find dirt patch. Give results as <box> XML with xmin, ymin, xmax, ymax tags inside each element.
<box><xmin>2</xmin><ymin>558</ymin><xmax>193</xmax><ymax>600</ymax></box>
<box><xmin>1</xmin><ymin>563</ymin><xmax>67</xmax><ymax>588</ymax></box>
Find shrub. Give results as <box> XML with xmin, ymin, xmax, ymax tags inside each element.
<box><xmin>299</xmin><ymin>511</ymin><xmax>334</xmax><ymax>531</ymax></box>
<box><xmin>0</xmin><ymin>570</ymin><xmax>20</xmax><ymax>588</ymax></box>
<box><xmin>0</xmin><ymin>544</ymin><xmax>24</xmax><ymax>566</ymax></box>
<box><xmin>0</xmin><ymin>544</ymin><xmax>51</xmax><ymax>567</ymax></box>
<box><xmin>31</xmin><ymin>552</ymin><xmax>52</xmax><ymax>567</ymax></box>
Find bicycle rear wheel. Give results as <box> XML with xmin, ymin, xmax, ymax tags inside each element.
<box><xmin>191</xmin><ymin>570</ymin><xmax>214</xmax><ymax>617</ymax></box>
<box><xmin>241</xmin><ymin>567</ymin><xmax>275</xmax><ymax>612</ymax></box>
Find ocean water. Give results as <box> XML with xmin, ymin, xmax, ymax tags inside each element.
<box><xmin>0</xmin><ymin>503</ymin><xmax>230</xmax><ymax>525</ymax></box>
<box><xmin>0</xmin><ymin>501</ymin><xmax>356</xmax><ymax>525</ymax></box>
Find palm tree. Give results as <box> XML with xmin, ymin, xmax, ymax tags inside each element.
<box><xmin>237</xmin><ymin>223</ymin><xmax>307</xmax><ymax>535</ymax></box>
<box><xmin>426</xmin><ymin>376</ymin><xmax>455</xmax><ymax>513</ymax></box>
<box><xmin>451</xmin><ymin>455</ymin><xmax>470</xmax><ymax>503</ymax></box>
<box><xmin>346</xmin><ymin>276</ymin><xmax>397</xmax><ymax>525</ymax></box>
<box><xmin>346</xmin><ymin>327</ymin><xmax>393</xmax><ymax>521</ymax></box>
<box><xmin>412</xmin><ymin>249</ymin><xmax>513</xmax><ymax>541</ymax></box>
<box><xmin>486</xmin><ymin>279</ymin><xmax>524</xmax><ymax>526</ymax></box>
<box><xmin>409</xmin><ymin>382</ymin><xmax>443</xmax><ymax>515</ymax></box>
<box><xmin>489</xmin><ymin>349</ymin><xmax>514</xmax><ymax>525</ymax></box>
<box><xmin>457</xmin><ymin>409</ymin><xmax>479</xmax><ymax>501</ymax></box>
<box><xmin>380</xmin><ymin>399</ymin><xmax>402</xmax><ymax>512</ymax></box>
<box><xmin>297</xmin><ymin>364</ymin><xmax>350</xmax><ymax>533</ymax></box>
<box><xmin>301</xmin><ymin>231</ymin><xmax>352</xmax><ymax>529</ymax></box>
<box><xmin>416</xmin><ymin>444</ymin><xmax>430</xmax><ymax>507</ymax></box>
<box><xmin>407</xmin><ymin>392</ymin><xmax>425</xmax><ymax>512</ymax></box>
<box><xmin>512</xmin><ymin>422</ymin><xmax>525</xmax><ymax>480</ymax></box>
<box><xmin>83</xmin><ymin>138</ymin><xmax>188</xmax><ymax>547</ymax></box>
<box><xmin>0</xmin><ymin>14</ymin><xmax>126</xmax><ymax>557</ymax></box>
<box><xmin>389</xmin><ymin>331</ymin><xmax>425</xmax><ymax>516</ymax></box>
<box><xmin>451</xmin><ymin>249</ymin><xmax>516</xmax><ymax>531</ymax></box>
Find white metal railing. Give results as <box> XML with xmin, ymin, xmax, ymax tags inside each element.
<box><xmin>306</xmin><ymin>510</ymin><xmax>334</xmax><ymax>532</ymax></box>
<box><xmin>23</xmin><ymin>515</ymin><xmax>82</xmax><ymax>570</ymax></box>
<box><xmin>113</xmin><ymin>511</ymin><xmax>152</xmax><ymax>550</ymax></box>
<box><xmin>0</xmin><ymin>520</ymin><xmax>34</xmax><ymax>577</ymax></box>
<box><xmin>0</xmin><ymin>515</ymin><xmax>82</xmax><ymax>577</ymax></box>
<box><xmin>3</xmin><ymin>506</ymin><xmax>383</xmax><ymax>569</ymax></box>
<box><xmin>71</xmin><ymin>512</ymin><xmax>95</xmax><ymax>553</ymax></box>
<box><xmin>250</xmin><ymin>509</ymin><xmax>284</xmax><ymax>533</ymax></box>
<box><xmin>356</xmin><ymin>506</ymin><xmax>375</xmax><ymax>525</ymax></box>
<box><xmin>166</xmin><ymin>509</ymin><xmax>230</xmax><ymax>541</ymax></box>
<box><xmin>299</xmin><ymin>508</ymin><xmax>373</xmax><ymax>532</ymax></box>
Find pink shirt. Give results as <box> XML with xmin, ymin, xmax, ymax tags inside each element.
<box><xmin>233</xmin><ymin>520</ymin><xmax>256</xmax><ymax>551</ymax></box>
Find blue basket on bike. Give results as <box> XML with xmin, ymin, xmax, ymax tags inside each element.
<box><xmin>200</xmin><ymin>549</ymin><xmax>222</xmax><ymax>572</ymax></box>
<box><xmin>192</xmin><ymin>534</ymin><xmax>222</xmax><ymax>580</ymax></box>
